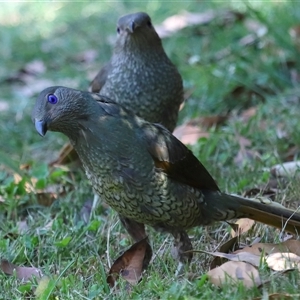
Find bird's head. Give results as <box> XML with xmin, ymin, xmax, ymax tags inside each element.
<box><xmin>32</xmin><ymin>86</ymin><xmax>93</xmax><ymax>137</ymax></box>
<box><xmin>115</xmin><ymin>12</ymin><xmax>161</xmax><ymax>49</ymax></box>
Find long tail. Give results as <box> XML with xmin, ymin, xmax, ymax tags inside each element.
<box><xmin>203</xmin><ymin>191</ymin><xmax>300</xmax><ymax>234</ymax></box>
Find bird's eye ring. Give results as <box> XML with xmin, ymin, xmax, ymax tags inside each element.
<box><xmin>47</xmin><ymin>94</ymin><xmax>58</xmax><ymax>104</ymax></box>
<box><xmin>117</xmin><ymin>27</ymin><xmax>120</xmax><ymax>34</ymax></box>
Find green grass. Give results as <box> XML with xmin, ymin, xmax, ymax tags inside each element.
<box><xmin>1</xmin><ymin>1</ymin><xmax>300</xmax><ymax>299</ymax></box>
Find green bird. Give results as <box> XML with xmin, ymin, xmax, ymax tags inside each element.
<box><xmin>33</xmin><ymin>86</ymin><xmax>300</xmax><ymax>270</ymax></box>
<box><xmin>90</xmin><ymin>11</ymin><xmax>183</xmax><ymax>132</ymax></box>
<box><xmin>56</xmin><ymin>12</ymin><xmax>183</xmax><ymax>165</ymax></box>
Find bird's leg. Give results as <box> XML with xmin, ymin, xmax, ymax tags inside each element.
<box><xmin>119</xmin><ymin>215</ymin><xmax>147</xmax><ymax>242</ymax></box>
<box><xmin>170</xmin><ymin>230</ymin><xmax>193</xmax><ymax>276</ymax></box>
<box><xmin>119</xmin><ymin>215</ymin><xmax>152</xmax><ymax>270</ymax></box>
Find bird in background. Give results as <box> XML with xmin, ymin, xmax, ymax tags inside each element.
<box><xmin>90</xmin><ymin>11</ymin><xmax>183</xmax><ymax>132</ymax></box>
<box><xmin>33</xmin><ymin>86</ymin><xmax>300</xmax><ymax>273</ymax></box>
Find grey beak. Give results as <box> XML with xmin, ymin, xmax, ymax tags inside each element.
<box><xmin>128</xmin><ymin>21</ymin><xmax>136</xmax><ymax>33</ymax></box>
<box><xmin>35</xmin><ymin>119</ymin><xmax>47</xmax><ymax>137</ymax></box>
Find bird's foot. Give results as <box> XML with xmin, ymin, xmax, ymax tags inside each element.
<box><xmin>171</xmin><ymin>230</ymin><xmax>193</xmax><ymax>275</ymax></box>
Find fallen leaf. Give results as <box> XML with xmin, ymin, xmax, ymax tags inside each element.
<box><xmin>1</xmin><ymin>260</ymin><xmax>43</xmax><ymax>281</ymax></box>
<box><xmin>201</xmin><ymin>250</ymin><xmax>261</xmax><ymax>267</ymax></box>
<box><xmin>107</xmin><ymin>238</ymin><xmax>152</xmax><ymax>287</ymax></box>
<box><xmin>36</xmin><ymin>192</ymin><xmax>58</xmax><ymax>207</ymax></box>
<box><xmin>210</xmin><ymin>236</ymin><xmax>239</xmax><ymax>269</ymax></box>
<box><xmin>231</xmin><ymin>218</ymin><xmax>255</xmax><ymax>237</ymax></box>
<box><xmin>49</xmin><ymin>142</ymin><xmax>80</xmax><ymax>166</ymax></box>
<box><xmin>35</xmin><ymin>184</ymin><xmax>66</xmax><ymax>207</ymax></box>
<box><xmin>156</xmin><ymin>10</ymin><xmax>216</xmax><ymax>38</ymax></box>
<box><xmin>188</xmin><ymin>115</ymin><xmax>228</xmax><ymax>129</ymax></box>
<box><xmin>207</xmin><ymin>261</ymin><xmax>261</xmax><ymax>288</ymax></box>
<box><xmin>266</xmin><ymin>252</ymin><xmax>300</xmax><ymax>271</ymax></box>
<box><xmin>156</xmin><ymin>10</ymin><xmax>244</xmax><ymax>38</ymax></box>
<box><xmin>173</xmin><ymin>123</ymin><xmax>209</xmax><ymax>145</ymax></box>
<box><xmin>283</xmin><ymin>240</ymin><xmax>300</xmax><ymax>255</ymax></box>
<box><xmin>239</xmin><ymin>106</ymin><xmax>258</xmax><ymax>123</ymax></box>
<box><xmin>234</xmin><ymin>240</ymin><xmax>300</xmax><ymax>256</ymax></box>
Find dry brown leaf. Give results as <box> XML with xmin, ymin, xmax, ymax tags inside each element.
<box><xmin>253</xmin><ymin>293</ymin><xmax>300</xmax><ymax>300</ymax></box>
<box><xmin>35</xmin><ymin>184</ymin><xmax>66</xmax><ymax>207</ymax></box>
<box><xmin>173</xmin><ymin>114</ymin><xmax>228</xmax><ymax>145</ymax></box>
<box><xmin>207</xmin><ymin>261</ymin><xmax>261</xmax><ymax>288</ymax></box>
<box><xmin>234</xmin><ymin>242</ymin><xmax>282</xmax><ymax>256</ymax></box>
<box><xmin>156</xmin><ymin>10</ymin><xmax>244</xmax><ymax>38</ymax></box>
<box><xmin>173</xmin><ymin>123</ymin><xmax>209</xmax><ymax>145</ymax></box>
<box><xmin>107</xmin><ymin>238</ymin><xmax>152</xmax><ymax>288</ymax></box>
<box><xmin>239</xmin><ymin>106</ymin><xmax>258</xmax><ymax>123</ymax></box>
<box><xmin>210</xmin><ymin>236</ymin><xmax>239</xmax><ymax>269</ymax></box>
<box><xmin>202</xmin><ymin>250</ymin><xmax>261</xmax><ymax>267</ymax></box>
<box><xmin>156</xmin><ymin>10</ymin><xmax>216</xmax><ymax>38</ymax></box>
<box><xmin>1</xmin><ymin>260</ymin><xmax>43</xmax><ymax>281</ymax></box>
<box><xmin>36</xmin><ymin>192</ymin><xmax>58</xmax><ymax>207</ymax></box>
<box><xmin>266</xmin><ymin>252</ymin><xmax>300</xmax><ymax>271</ymax></box>
<box><xmin>283</xmin><ymin>240</ymin><xmax>300</xmax><ymax>255</ymax></box>
<box><xmin>189</xmin><ymin>115</ymin><xmax>228</xmax><ymax>129</ymax></box>
<box><xmin>49</xmin><ymin>142</ymin><xmax>79</xmax><ymax>166</ymax></box>
<box><xmin>234</xmin><ymin>240</ymin><xmax>300</xmax><ymax>256</ymax></box>
<box><xmin>231</xmin><ymin>218</ymin><xmax>255</xmax><ymax>237</ymax></box>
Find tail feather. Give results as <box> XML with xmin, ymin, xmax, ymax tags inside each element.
<box><xmin>204</xmin><ymin>192</ymin><xmax>300</xmax><ymax>234</ymax></box>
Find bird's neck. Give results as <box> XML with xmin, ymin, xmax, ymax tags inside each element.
<box><xmin>59</xmin><ymin>102</ymin><xmax>102</xmax><ymax>143</ymax></box>
<box><xmin>113</xmin><ymin>45</ymin><xmax>167</xmax><ymax>67</ymax></box>
<box><xmin>114</xmin><ymin>36</ymin><xmax>164</xmax><ymax>57</ymax></box>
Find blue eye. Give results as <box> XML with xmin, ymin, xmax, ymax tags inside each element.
<box><xmin>47</xmin><ymin>94</ymin><xmax>58</xmax><ymax>104</ymax></box>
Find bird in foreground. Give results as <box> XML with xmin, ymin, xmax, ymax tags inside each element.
<box><xmin>55</xmin><ymin>12</ymin><xmax>183</xmax><ymax>166</ymax></box>
<box><xmin>33</xmin><ymin>86</ymin><xmax>300</xmax><ymax>270</ymax></box>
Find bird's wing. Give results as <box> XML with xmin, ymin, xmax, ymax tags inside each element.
<box><xmin>142</xmin><ymin>122</ymin><xmax>220</xmax><ymax>191</ymax></box>
<box><xmin>89</xmin><ymin>61</ymin><xmax>112</xmax><ymax>93</ymax></box>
